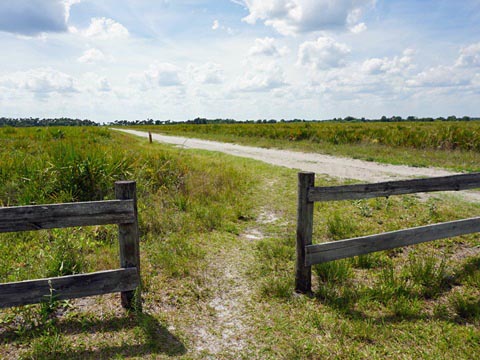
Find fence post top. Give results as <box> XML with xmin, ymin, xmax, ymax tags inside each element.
<box><xmin>115</xmin><ymin>180</ymin><xmax>136</xmax><ymax>186</ymax></box>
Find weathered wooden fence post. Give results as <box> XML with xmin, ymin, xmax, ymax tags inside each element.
<box><xmin>115</xmin><ymin>181</ymin><xmax>141</xmax><ymax>311</ymax></box>
<box><xmin>148</xmin><ymin>132</ymin><xmax>153</xmax><ymax>143</ymax></box>
<box><xmin>295</xmin><ymin>172</ymin><xmax>315</xmax><ymax>294</ymax></box>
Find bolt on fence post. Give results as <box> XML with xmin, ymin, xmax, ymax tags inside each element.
<box><xmin>295</xmin><ymin>172</ymin><xmax>315</xmax><ymax>294</ymax></box>
<box><xmin>115</xmin><ymin>181</ymin><xmax>142</xmax><ymax>311</ymax></box>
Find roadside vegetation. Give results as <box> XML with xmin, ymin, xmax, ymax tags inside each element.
<box><xmin>134</xmin><ymin>121</ymin><xmax>480</xmax><ymax>172</ymax></box>
<box><xmin>0</xmin><ymin>126</ymin><xmax>478</xmax><ymax>359</ymax></box>
<box><xmin>0</xmin><ymin>127</ymin><xmax>256</xmax><ymax>358</ymax></box>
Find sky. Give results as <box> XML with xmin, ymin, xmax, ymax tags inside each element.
<box><xmin>0</xmin><ymin>0</ymin><xmax>479</xmax><ymax>122</ymax></box>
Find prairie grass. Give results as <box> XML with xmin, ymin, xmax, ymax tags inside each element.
<box><xmin>0</xmin><ymin>127</ymin><xmax>257</xmax><ymax>358</ymax></box>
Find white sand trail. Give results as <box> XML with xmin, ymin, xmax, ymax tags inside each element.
<box><xmin>113</xmin><ymin>128</ymin><xmax>480</xmax><ymax>202</ymax></box>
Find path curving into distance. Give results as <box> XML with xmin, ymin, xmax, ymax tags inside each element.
<box><xmin>113</xmin><ymin>128</ymin><xmax>480</xmax><ymax>202</ymax></box>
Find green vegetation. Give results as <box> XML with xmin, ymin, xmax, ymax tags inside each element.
<box><xmin>0</xmin><ymin>127</ymin><xmax>256</xmax><ymax>358</ymax></box>
<box><xmin>135</xmin><ymin>121</ymin><xmax>480</xmax><ymax>171</ymax></box>
<box><xmin>249</xmin><ymin>172</ymin><xmax>480</xmax><ymax>358</ymax></box>
<box><xmin>0</xmin><ymin>118</ymin><xmax>98</xmax><ymax>127</ymax></box>
<box><xmin>0</xmin><ymin>127</ymin><xmax>479</xmax><ymax>359</ymax></box>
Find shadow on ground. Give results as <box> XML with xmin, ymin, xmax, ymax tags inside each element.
<box><xmin>0</xmin><ymin>312</ymin><xmax>186</xmax><ymax>359</ymax></box>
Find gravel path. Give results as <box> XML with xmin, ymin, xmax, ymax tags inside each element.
<box><xmin>113</xmin><ymin>128</ymin><xmax>480</xmax><ymax>201</ymax></box>
<box><xmin>114</xmin><ymin>128</ymin><xmax>459</xmax><ymax>181</ymax></box>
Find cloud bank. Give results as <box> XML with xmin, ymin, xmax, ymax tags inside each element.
<box><xmin>0</xmin><ymin>0</ymin><xmax>70</xmax><ymax>35</ymax></box>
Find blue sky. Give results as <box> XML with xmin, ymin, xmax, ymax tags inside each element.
<box><xmin>0</xmin><ymin>0</ymin><xmax>479</xmax><ymax>122</ymax></box>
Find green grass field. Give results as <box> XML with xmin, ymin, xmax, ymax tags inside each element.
<box><xmin>0</xmin><ymin>126</ymin><xmax>479</xmax><ymax>359</ymax></box>
<box><xmin>135</xmin><ymin>121</ymin><xmax>480</xmax><ymax>172</ymax></box>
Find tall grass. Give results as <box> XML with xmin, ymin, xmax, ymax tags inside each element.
<box><xmin>137</xmin><ymin>121</ymin><xmax>480</xmax><ymax>152</ymax></box>
<box><xmin>0</xmin><ymin>126</ymin><xmax>255</xmax><ymax>290</ymax></box>
<box><xmin>0</xmin><ymin>127</ymin><xmax>130</xmax><ymax>205</ymax></box>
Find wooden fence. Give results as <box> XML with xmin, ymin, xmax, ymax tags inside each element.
<box><xmin>295</xmin><ymin>172</ymin><xmax>480</xmax><ymax>293</ymax></box>
<box><xmin>0</xmin><ymin>181</ymin><xmax>141</xmax><ymax>311</ymax></box>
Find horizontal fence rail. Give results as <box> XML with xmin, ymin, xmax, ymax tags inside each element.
<box><xmin>0</xmin><ymin>200</ymin><xmax>135</xmax><ymax>233</ymax></box>
<box><xmin>0</xmin><ymin>181</ymin><xmax>141</xmax><ymax>311</ymax></box>
<box><xmin>306</xmin><ymin>216</ymin><xmax>480</xmax><ymax>266</ymax></box>
<box><xmin>295</xmin><ymin>172</ymin><xmax>480</xmax><ymax>294</ymax></box>
<box><xmin>308</xmin><ymin>172</ymin><xmax>480</xmax><ymax>202</ymax></box>
<box><xmin>0</xmin><ymin>268</ymin><xmax>139</xmax><ymax>309</ymax></box>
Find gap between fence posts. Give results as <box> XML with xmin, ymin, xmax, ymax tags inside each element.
<box><xmin>115</xmin><ymin>181</ymin><xmax>142</xmax><ymax>311</ymax></box>
<box><xmin>295</xmin><ymin>172</ymin><xmax>315</xmax><ymax>294</ymax></box>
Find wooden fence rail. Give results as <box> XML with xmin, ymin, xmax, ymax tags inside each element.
<box><xmin>295</xmin><ymin>172</ymin><xmax>480</xmax><ymax>294</ymax></box>
<box><xmin>0</xmin><ymin>181</ymin><xmax>141</xmax><ymax>311</ymax></box>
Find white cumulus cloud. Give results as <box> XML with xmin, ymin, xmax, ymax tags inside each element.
<box><xmin>83</xmin><ymin>17</ymin><xmax>129</xmax><ymax>39</ymax></box>
<box><xmin>233</xmin><ymin>60</ymin><xmax>287</xmax><ymax>92</ymax></box>
<box><xmin>349</xmin><ymin>22</ymin><xmax>367</xmax><ymax>34</ymax></box>
<box><xmin>407</xmin><ymin>66</ymin><xmax>471</xmax><ymax>88</ymax></box>
<box><xmin>78</xmin><ymin>48</ymin><xmax>112</xmax><ymax>64</ymax></box>
<box><xmin>249</xmin><ymin>37</ymin><xmax>288</xmax><ymax>57</ymax></box>
<box><xmin>406</xmin><ymin>45</ymin><xmax>480</xmax><ymax>89</ymax></box>
<box><xmin>297</xmin><ymin>36</ymin><xmax>350</xmax><ymax>70</ymax></box>
<box><xmin>456</xmin><ymin>42</ymin><xmax>480</xmax><ymax>68</ymax></box>
<box><xmin>80</xmin><ymin>72</ymin><xmax>112</xmax><ymax>92</ymax></box>
<box><xmin>240</xmin><ymin>0</ymin><xmax>373</xmax><ymax>35</ymax></box>
<box><xmin>190</xmin><ymin>63</ymin><xmax>224</xmax><ymax>84</ymax></box>
<box><xmin>0</xmin><ymin>68</ymin><xmax>78</xmax><ymax>97</ymax></box>
<box><xmin>210</xmin><ymin>19</ymin><xmax>234</xmax><ymax>34</ymax></box>
<box><xmin>129</xmin><ymin>63</ymin><xmax>183</xmax><ymax>90</ymax></box>
<box><xmin>362</xmin><ymin>49</ymin><xmax>414</xmax><ymax>75</ymax></box>
<box><xmin>64</xmin><ymin>0</ymin><xmax>81</xmax><ymax>22</ymax></box>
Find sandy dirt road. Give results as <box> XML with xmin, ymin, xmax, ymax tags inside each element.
<box><xmin>111</xmin><ymin>129</ymin><xmax>462</xmax><ymax>182</ymax></box>
<box><xmin>114</xmin><ymin>128</ymin><xmax>460</xmax><ymax>181</ymax></box>
<box><xmin>114</xmin><ymin>128</ymin><xmax>480</xmax><ymax>202</ymax></box>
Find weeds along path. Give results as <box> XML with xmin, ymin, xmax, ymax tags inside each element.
<box><xmin>113</xmin><ymin>129</ymin><xmax>480</xmax><ymax>202</ymax></box>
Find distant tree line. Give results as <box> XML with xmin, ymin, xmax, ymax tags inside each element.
<box><xmin>111</xmin><ymin>118</ymin><xmax>238</xmax><ymax>126</ymax></box>
<box><xmin>110</xmin><ymin>115</ymin><xmax>479</xmax><ymax>126</ymax></box>
<box><xmin>2</xmin><ymin>115</ymin><xmax>478</xmax><ymax>127</ymax></box>
<box><xmin>0</xmin><ymin>117</ymin><xmax>98</xmax><ymax>127</ymax></box>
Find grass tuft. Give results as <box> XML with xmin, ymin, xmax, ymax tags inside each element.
<box><xmin>403</xmin><ymin>254</ymin><xmax>451</xmax><ymax>298</ymax></box>
<box><xmin>450</xmin><ymin>289</ymin><xmax>480</xmax><ymax>320</ymax></box>
<box><xmin>326</xmin><ymin>211</ymin><xmax>357</xmax><ymax>240</ymax></box>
